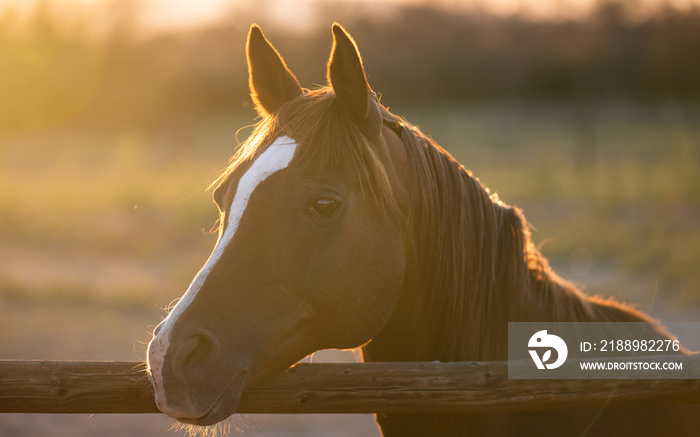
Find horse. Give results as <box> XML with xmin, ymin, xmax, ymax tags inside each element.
<box><xmin>147</xmin><ymin>23</ymin><xmax>699</xmax><ymax>436</ymax></box>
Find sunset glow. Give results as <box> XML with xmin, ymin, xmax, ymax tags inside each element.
<box><xmin>2</xmin><ymin>0</ymin><xmax>700</xmax><ymax>34</ymax></box>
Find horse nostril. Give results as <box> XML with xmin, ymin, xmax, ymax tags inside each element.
<box><xmin>183</xmin><ymin>334</ymin><xmax>214</xmax><ymax>365</ymax></box>
<box><xmin>174</xmin><ymin>329</ymin><xmax>221</xmax><ymax>381</ymax></box>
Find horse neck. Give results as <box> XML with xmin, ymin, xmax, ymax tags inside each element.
<box><xmin>365</xmin><ymin>133</ymin><xmax>526</xmax><ymax>362</ymax></box>
<box><xmin>363</xmin><ymin>130</ymin><xmax>656</xmax><ymax>365</ymax></box>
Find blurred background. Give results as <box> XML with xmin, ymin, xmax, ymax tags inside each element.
<box><xmin>0</xmin><ymin>0</ymin><xmax>699</xmax><ymax>435</ymax></box>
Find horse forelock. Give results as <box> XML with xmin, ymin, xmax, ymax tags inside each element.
<box><xmin>211</xmin><ymin>87</ymin><xmax>398</xmax><ymax>215</ymax></box>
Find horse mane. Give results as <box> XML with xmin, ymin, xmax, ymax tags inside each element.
<box><xmin>378</xmin><ymin>108</ymin><xmax>663</xmax><ymax>362</ymax></box>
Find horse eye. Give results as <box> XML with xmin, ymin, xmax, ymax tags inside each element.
<box><xmin>310</xmin><ymin>197</ymin><xmax>341</xmax><ymax>217</ymax></box>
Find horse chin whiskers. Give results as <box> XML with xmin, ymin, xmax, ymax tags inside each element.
<box><xmin>170</xmin><ymin>415</ymin><xmax>252</xmax><ymax>437</ymax></box>
<box><xmin>170</xmin><ymin>401</ymin><xmax>256</xmax><ymax>437</ymax></box>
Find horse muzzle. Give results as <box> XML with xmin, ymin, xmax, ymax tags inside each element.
<box><xmin>147</xmin><ymin>325</ymin><xmax>250</xmax><ymax>425</ymax></box>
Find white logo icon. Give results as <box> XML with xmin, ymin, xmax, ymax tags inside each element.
<box><xmin>528</xmin><ymin>330</ymin><xmax>568</xmax><ymax>370</ymax></box>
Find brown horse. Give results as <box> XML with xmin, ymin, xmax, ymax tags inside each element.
<box><xmin>147</xmin><ymin>24</ymin><xmax>699</xmax><ymax>436</ymax></box>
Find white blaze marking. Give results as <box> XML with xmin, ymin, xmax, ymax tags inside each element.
<box><xmin>147</xmin><ymin>135</ymin><xmax>297</xmax><ymax>416</ymax></box>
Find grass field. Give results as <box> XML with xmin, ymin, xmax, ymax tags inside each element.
<box><xmin>404</xmin><ymin>100</ymin><xmax>700</xmax><ymax>302</ymax></box>
<box><xmin>0</xmin><ymin>100</ymin><xmax>698</xmax><ymax>436</ymax></box>
<box><xmin>2</xmin><ymin>99</ymin><xmax>699</xmax><ymax>331</ymax></box>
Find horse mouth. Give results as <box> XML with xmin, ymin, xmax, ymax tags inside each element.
<box><xmin>175</xmin><ymin>378</ymin><xmax>244</xmax><ymax>426</ymax></box>
<box><xmin>175</xmin><ymin>371</ymin><xmax>248</xmax><ymax>426</ymax></box>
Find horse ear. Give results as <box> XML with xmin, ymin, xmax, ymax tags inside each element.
<box><xmin>327</xmin><ymin>23</ymin><xmax>382</xmax><ymax>139</ymax></box>
<box><xmin>247</xmin><ymin>24</ymin><xmax>302</xmax><ymax>118</ymax></box>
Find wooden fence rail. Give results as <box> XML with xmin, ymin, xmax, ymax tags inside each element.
<box><xmin>2</xmin><ymin>358</ymin><xmax>700</xmax><ymax>415</ymax></box>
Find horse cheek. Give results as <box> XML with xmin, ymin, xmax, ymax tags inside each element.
<box><xmin>315</xmin><ymin>221</ymin><xmax>405</xmax><ymax>349</ymax></box>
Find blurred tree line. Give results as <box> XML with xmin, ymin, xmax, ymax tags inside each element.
<box><xmin>0</xmin><ymin>0</ymin><xmax>699</xmax><ymax>133</ymax></box>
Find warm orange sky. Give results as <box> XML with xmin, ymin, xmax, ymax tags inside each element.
<box><xmin>4</xmin><ymin>0</ymin><xmax>700</xmax><ymax>32</ymax></box>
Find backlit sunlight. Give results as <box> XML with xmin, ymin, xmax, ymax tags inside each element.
<box><xmin>2</xmin><ymin>0</ymin><xmax>700</xmax><ymax>33</ymax></box>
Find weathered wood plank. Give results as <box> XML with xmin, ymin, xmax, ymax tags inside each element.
<box><xmin>1</xmin><ymin>359</ymin><xmax>700</xmax><ymax>414</ymax></box>
<box><xmin>0</xmin><ymin>361</ymin><xmax>158</xmax><ymax>414</ymax></box>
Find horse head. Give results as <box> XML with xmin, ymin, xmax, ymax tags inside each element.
<box><xmin>146</xmin><ymin>24</ymin><xmax>412</xmax><ymax>425</ymax></box>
